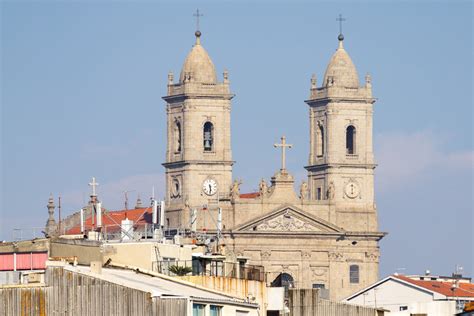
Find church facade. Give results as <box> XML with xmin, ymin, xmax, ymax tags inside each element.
<box><xmin>162</xmin><ymin>30</ymin><xmax>385</xmax><ymax>301</ymax></box>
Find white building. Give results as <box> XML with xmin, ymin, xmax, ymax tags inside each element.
<box><xmin>343</xmin><ymin>274</ymin><xmax>474</xmax><ymax>315</ymax></box>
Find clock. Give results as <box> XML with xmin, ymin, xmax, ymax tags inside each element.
<box><xmin>202</xmin><ymin>178</ymin><xmax>218</xmax><ymax>196</ymax></box>
<box><xmin>344</xmin><ymin>182</ymin><xmax>360</xmax><ymax>199</ymax></box>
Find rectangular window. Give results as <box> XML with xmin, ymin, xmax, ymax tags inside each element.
<box><xmin>193</xmin><ymin>303</ymin><xmax>205</xmax><ymax>316</ymax></box>
<box><xmin>312</xmin><ymin>283</ymin><xmax>325</xmax><ymax>289</ymax></box>
<box><xmin>399</xmin><ymin>306</ymin><xmax>408</xmax><ymax>311</ymax></box>
<box><xmin>349</xmin><ymin>265</ymin><xmax>360</xmax><ymax>284</ymax></box>
<box><xmin>317</xmin><ymin>188</ymin><xmax>322</xmax><ymax>200</ymax></box>
<box><xmin>236</xmin><ymin>311</ymin><xmax>249</xmax><ymax>316</ymax></box>
<box><xmin>210</xmin><ymin>305</ymin><xmax>222</xmax><ymax>316</ymax></box>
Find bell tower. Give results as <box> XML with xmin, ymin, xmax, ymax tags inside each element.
<box><xmin>162</xmin><ymin>30</ymin><xmax>234</xmax><ymax>229</ymax></box>
<box><xmin>305</xmin><ymin>33</ymin><xmax>377</xmax><ymax>231</ymax></box>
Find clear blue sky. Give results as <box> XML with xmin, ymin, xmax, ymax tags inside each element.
<box><xmin>1</xmin><ymin>1</ymin><xmax>472</xmax><ymax>278</ymax></box>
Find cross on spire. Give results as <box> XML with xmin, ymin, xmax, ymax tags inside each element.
<box><xmin>193</xmin><ymin>9</ymin><xmax>203</xmax><ymax>32</ymax></box>
<box><xmin>89</xmin><ymin>177</ymin><xmax>99</xmax><ymax>197</ymax></box>
<box><xmin>337</xmin><ymin>14</ymin><xmax>346</xmax><ymax>36</ymax></box>
<box><xmin>274</xmin><ymin>136</ymin><xmax>293</xmax><ymax>172</ymax></box>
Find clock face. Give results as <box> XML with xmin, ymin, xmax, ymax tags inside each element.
<box><xmin>202</xmin><ymin>178</ymin><xmax>218</xmax><ymax>196</ymax></box>
<box><xmin>345</xmin><ymin>182</ymin><xmax>360</xmax><ymax>199</ymax></box>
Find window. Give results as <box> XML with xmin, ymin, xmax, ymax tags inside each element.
<box><xmin>350</xmin><ymin>265</ymin><xmax>359</xmax><ymax>284</ymax></box>
<box><xmin>317</xmin><ymin>188</ymin><xmax>322</xmax><ymax>200</ymax></box>
<box><xmin>271</xmin><ymin>273</ymin><xmax>294</xmax><ymax>298</ymax></box>
<box><xmin>203</xmin><ymin>122</ymin><xmax>214</xmax><ymax>151</ymax></box>
<box><xmin>193</xmin><ymin>303</ymin><xmax>205</xmax><ymax>316</ymax></box>
<box><xmin>316</xmin><ymin>125</ymin><xmax>324</xmax><ymax>157</ymax></box>
<box><xmin>174</xmin><ymin>121</ymin><xmax>181</xmax><ymax>153</ymax></box>
<box><xmin>210</xmin><ymin>305</ymin><xmax>222</xmax><ymax>316</ymax></box>
<box><xmin>399</xmin><ymin>306</ymin><xmax>408</xmax><ymax>311</ymax></box>
<box><xmin>236</xmin><ymin>311</ymin><xmax>249</xmax><ymax>316</ymax></box>
<box><xmin>312</xmin><ymin>283</ymin><xmax>325</xmax><ymax>289</ymax></box>
<box><xmin>346</xmin><ymin>125</ymin><xmax>356</xmax><ymax>155</ymax></box>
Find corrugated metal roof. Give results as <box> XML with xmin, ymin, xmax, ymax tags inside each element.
<box><xmin>65</xmin><ymin>265</ymin><xmax>256</xmax><ymax>306</ymax></box>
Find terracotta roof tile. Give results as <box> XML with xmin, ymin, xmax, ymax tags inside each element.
<box><xmin>394</xmin><ymin>275</ymin><xmax>474</xmax><ymax>298</ymax></box>
<box><xmin>66</xmin><ymin>207</ymin><xmax>152</xmax><ymax>234</ymax></box>
<box><xmin>239</xmin><ymin>192</ymin><xmax>260</xmax><ymax>199</ymax></box>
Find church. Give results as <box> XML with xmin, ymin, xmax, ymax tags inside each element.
<box><xmin>162</xmin><ymin>27</ymin><xmax>386</xmax><ymax>301</ymax></box>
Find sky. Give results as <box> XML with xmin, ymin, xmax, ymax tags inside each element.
<box><xmin>1</xmin><ymin>1</ymin><xmax>472</xmax><ymax>278</ymax></box>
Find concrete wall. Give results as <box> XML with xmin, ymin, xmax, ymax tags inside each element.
<box><xmin>178</xmin><ymin>275</ymin><xmax>266</xmax><ymax>312</ymax></box>
<box><xmin>0</xmin><ymin>239</ymin><xmax>50</xmax><ymax>253</ymax></box>
<box><xmin>345</xmin><ymin>278</ymin><xmax>437</xmax><ymax>312</ymax></box>
<box><xmin>289</xmin><ymin>288</ymin><xmax>381</xmax><ymax>316</ymax></box>
<box><xmin>50</xmin><ymin>239</ymin><xmax>102</xmax><ymax>265</ymax></box>
<box><xmin>102</xmin><ymin>242</ymin><xmax>193</xmax><ymax>271</ymax></box>
<box><xmin>188</xmin><ymin>299</ymin><xmax>259</xmax><ymax>316</ymax></box>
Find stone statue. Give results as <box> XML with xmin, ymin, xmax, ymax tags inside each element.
<box><xmin>259</xmin><ymin>178</ymin><xmax>268</xmax><ymax>196</ymax></box>
<box><xmin>230</xmin><ymin>180</ymin><xmax>241</xmax><ymax>199</ymax></box>
<box><xmin>184</xmin><ymin>198</ymin><xmax>190</xmax><ymax>213</ymax></box>
<box><xmin>299</xmin><ymin>181</ymin><xmax>308</xmax><ymax>200</ymax></box>
<box><xmin>327</xmin><ymin>182</ymin><xmax>335</xmax><ymax>200</ymax></box>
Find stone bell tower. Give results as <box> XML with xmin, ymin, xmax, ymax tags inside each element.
<box><xmin>162</xmin><ymin>30</ymin><xmax>234</xmax><ymax>229</ymax></box>
<box><xmin>305</xmin><ymin>33</ymin><xmax>377</xmax><ymax>232</ymax></box>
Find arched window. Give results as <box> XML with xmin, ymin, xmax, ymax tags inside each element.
<box><xmin>346</xmin><ymin>125</ymin><xmax>356</xmax><ymax>155</ymax></box>
<box><xmin>316</xmin><ymin>125</ymin><xmax>324</xmax><ymax>157</ymax></box>
<box><xmin>203</xmin><ymin>122</ymin><xmax>214</xmax><ymax>152</ymax></box>
<box><xmin>174</xmin><ymin>121</ymin><xmax>181</xmax><ymax>153</ymax></box>
<box><xmin>271</xmin><ymin>273</ymin><xmax>295</xmax><ymax>298</ymax></box>
<box><xmin>349</xmin><ymin>265</ymin><xmax>359</xmax><ymax>283</ymax></box>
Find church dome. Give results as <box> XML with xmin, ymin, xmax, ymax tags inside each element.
<box><xmin>179</xmin><ymin>32</ymin><xmax>217</xmax><ymax>84</ymax></box>
<box><xmin>323</xmin><ymin>38</ymin><xmax>359</xmax><ymax>88</ymax></box>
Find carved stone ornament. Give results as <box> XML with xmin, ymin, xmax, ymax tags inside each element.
<box><xmin>261</xmin><ymin>250</ymin><xmax>271</xmax><ymax>259</ymax></box>
<box><xmin>326</xmin><ymin>182</ymin><xmax>335</xmax><ymax>200</ymax></box>
<box><xmin>365</xmin><ymin>252</ymin><xmax>379</xmax><ymax>262</ymax></box>
<box><xmin>301</xmin><ymin>251</ymin><xmax>311</xmax><ymax>259</ymax></box>
<box><xmin>171</xmin><ymin>177</ymin><xmax>181</xmax><ymax>199</ymax></box>
<box><xmin>299</xmin><ymin>181</ymin><xmax>308</xmax><ymax>200</ymax></box>
<box><xmin>259</xmin><ymin>178</ymin><xmax>269</xmax><ymax>197</ymax></box>
<box><xmin>344</xmin><ymin>181</ymin><xmax>360</xmax><ymax>199</ymax></box>
<box><xmin>328</xmin><ymin>251</ymin><xmax>344</xmax><ymax>262</ymax></box>
<box><xmin>230</xmin><ymin>180</ymin><xmax>241</xmax><ymax>200</ymax></box>
<box><xmin>311</xmin><ymin>268</ymin><xmax>326</xmax><ymax>277</ymax></box>
<box><xmin>256</xmin><ymin>210</ymin><xmax>315</xmax><ymax>232</ymax></box>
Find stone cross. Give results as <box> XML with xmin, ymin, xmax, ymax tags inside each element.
<box><xmin>89</xmin><ymin>177</ymin><xmax>99</xmax><ymax>197</ymax></box>
<box><xmin>193</xmin><ymin>9</ymin><xmax>203</xmax><ymax>31</ymax></box>
<box><xmin>274</xmin><ymin>136</ymin><xmax>293</xmax><ymax>171</ymax></box>
<box><xmin>337</xmin><ymin>14</ymin><xmax>346</xmax><ymax>35</ymax></box>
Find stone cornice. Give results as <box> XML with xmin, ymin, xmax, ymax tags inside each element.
<box><xmin>163</xmin><ymin>93</ymin><xmax>235</xmax><ymax>103</ymax></box>
<box><xmin>305</xmin><ymin>163</ymin><xmax>377</xmax><ymax>171</ymax></box>
<box><xmin>305</xmin><ymin>97</ymin><xmax>375</xmax><ymax>106</ymax></box>
<box><xmin>224</xmin><ymin>230</ymin><xmax>386</xmax><ymax>241</ymax></box>
<box><xmin>162</xmin><ymin>160</ymin><xmax>235</xmax><ymax>168</ymax></box>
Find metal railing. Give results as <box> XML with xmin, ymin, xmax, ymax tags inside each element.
<box><xmin>153</xmin><ymin>260</ymin><xmax>265</xmax><ymax>282</ymax></box>
<box><xmin>12</xmin><ymin>228</ymin><xmax>45</xmax><ymax>241</ymax></box>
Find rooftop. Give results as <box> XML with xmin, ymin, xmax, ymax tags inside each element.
<box><xmin>61</xmin><ymin>263</ymin><xmax>257</xmax><ymax>307</ymax></box>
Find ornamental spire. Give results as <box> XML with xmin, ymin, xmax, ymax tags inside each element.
<box><xmin>193</xmin><ymin>9</ymin><xmax>203</xmax><ymax>45</ymax></box>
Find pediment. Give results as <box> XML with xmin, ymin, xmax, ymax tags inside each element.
<box><xmin>235</xmin><ymin>205</ymin><xmax>344</xmax><ymax>233</ymax></box>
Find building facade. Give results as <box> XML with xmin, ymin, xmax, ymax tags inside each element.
<box><xmin>162</xmin><ymin>30</ymin><xmax>385</xmax><ymax>301</ymax></box>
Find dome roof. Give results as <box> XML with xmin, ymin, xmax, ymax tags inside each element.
<box><xmin>179</xmin><ymin>33</ymin><xmax>217</xmax><ymax>84</ymax></box>
<box><xmin>323</xmin><ymin>40</ymin><xmax>359</xmax><ymax>88</ymax></box>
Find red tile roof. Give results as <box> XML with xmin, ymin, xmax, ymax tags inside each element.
<box><xmin>239</xmin><ymin>192</ymin><xmax>260</xmax><ymax>199</ymax></box>
<box><xmin>66</xmin><ymin>207</ymin><xmax>152</xmax><ymax>234</ymax></box>
<box><xmin>394</xmin><ymin>275</ymin><xmax>474</xmax><ymax>298</ymax></box>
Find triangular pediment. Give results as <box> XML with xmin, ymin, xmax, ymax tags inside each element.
<box><xmin>235</xmin><ymin>205</ymin><xmax>344</xmax><ymax>233</ymax></box>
